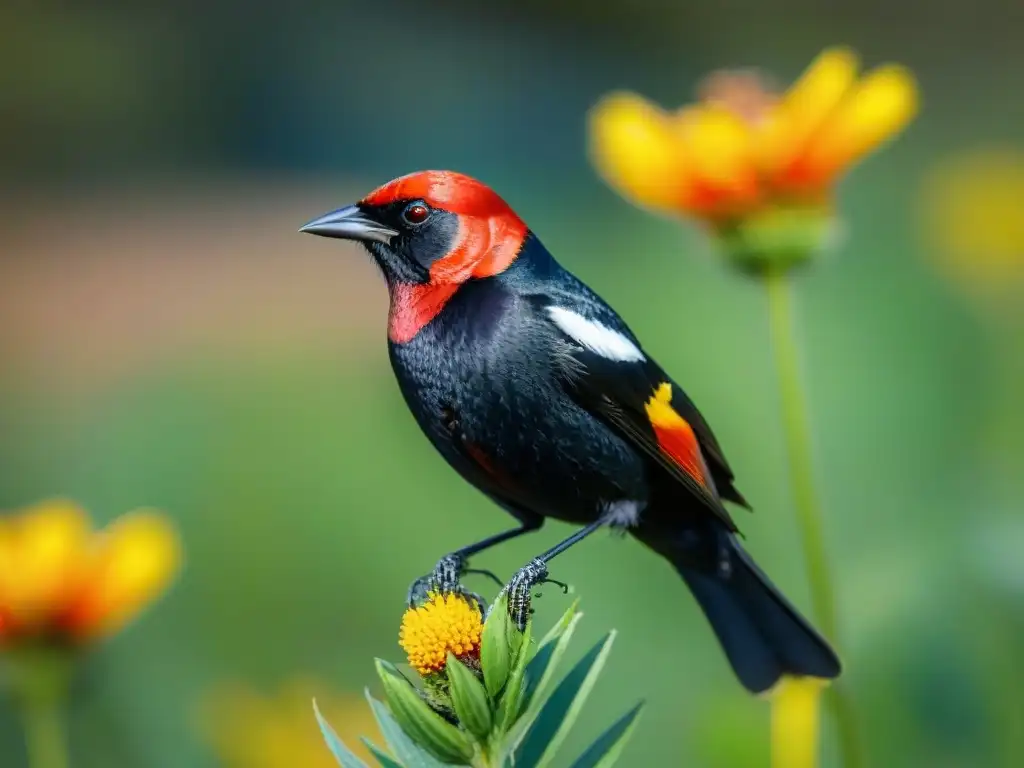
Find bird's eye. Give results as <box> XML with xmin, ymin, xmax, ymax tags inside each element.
<box><xmin>402</xmin><ymin>202</ymin><xmax>431</xmax><ymax>226</ymax></box>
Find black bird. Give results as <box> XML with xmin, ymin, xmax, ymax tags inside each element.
<box><xmin>301</xmin><ymin>170</ymin><xmax>841</xmax><ymax>693</ymax></box>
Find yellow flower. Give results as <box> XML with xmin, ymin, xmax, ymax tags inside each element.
<box><xmin>399</xmin><ymin>591</ymin><xmax>483</xmax><ymax>676</ymax></box>
<box><xmin>589</xmin><ymin>47</ymin><xmax>918</xmax><ymax>225</ymax></box>
<box><xmin>0</xmin><ymin>499</ymin><xmax>180</xmax><ymax>644</ymax></box>
<box><xmin>200</xmin><ymin>678</ymin><xmax>381</xmax><ymax>768</ymax></box>
<box><xmin>769</xmin><ymin>675</ymin><xmax>828</xmax><ymax>768</ymax></box>
<box><xmin>920</xmin><ymin>146</ymin><xmax>1024</xmax><ymax>306</ymax></box>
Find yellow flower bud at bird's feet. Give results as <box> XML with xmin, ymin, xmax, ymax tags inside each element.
<box><xmin>399</xmin><ymin>591</ymin><xmax>483</xmax><ymax>677</ymax></box>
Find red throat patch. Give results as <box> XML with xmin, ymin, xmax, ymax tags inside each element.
<box><xmin>377</xmin><ymin>171</ymin><xmax>529</xmax><ymax>344</ymax></box>
<box><xmin>388</xmin><ymin>282</ymin><xmax>460</xmax><ymax>344</ymax></box>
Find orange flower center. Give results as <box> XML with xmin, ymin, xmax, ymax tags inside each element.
<box><xmin>697</xmin><ymin>69</ymin><xmax>780</xmax><ymax>125</ymax></box>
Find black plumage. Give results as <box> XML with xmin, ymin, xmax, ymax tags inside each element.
<box><xmin>301</xmin><ymin>171</ymin><xmax>841</xmax><ymax>693</ymax></box>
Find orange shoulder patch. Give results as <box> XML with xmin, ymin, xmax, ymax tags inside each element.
<box><xmin>644</xmin><ymin>382</ymin><xmax>708</xmax><ymax>488</ymax></box>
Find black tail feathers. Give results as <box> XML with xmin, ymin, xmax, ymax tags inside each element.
<box><xmin>675</xmin><ymin>539</ymin><xmax>841</xmax><ymax>693</ymax></box>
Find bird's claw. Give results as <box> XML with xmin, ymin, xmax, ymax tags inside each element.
<box><xmin>542</xmin><ymin>576</ymin><xmax>571</xmax><ymax>594</ymax></box>
<box><xmin>506</xmin><ymin>558</ymin><xmax>561</xmax><ymax>631</ymax></box>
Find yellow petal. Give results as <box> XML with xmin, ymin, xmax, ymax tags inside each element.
<box><xmin>770</xmin><ymin>675</ymin><xmax>828</xmax><ymax>768</ymax></box>
<box><xmin>65</xmin><ymin>510</ymin><xmax>181</xmax><ymax>639</ymax></box>
<box><xmin>802</xmin><ymin>64</ymin><xmax>919</xmax><ymax>182</ymax></box>
<box><xmin>676</xmin><ymin>105</ymin><xmax>759</xmax><ymax>212</ymax></box>
<box><xmin>760</xmin><ymin>47</ymin><xmax>860</xmax><ymax>174</ymax></box>
<box><xmin>0</xmin><ymin>499</ymin><xmax>90</xmax><ymax>631</ymax></box>
<box><xmin>587</xmin><ymin>92</ymin><xmax>688</xmax><ymax>213</ymax></box>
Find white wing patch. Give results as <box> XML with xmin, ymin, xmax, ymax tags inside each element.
<box><xmin>546</xmin><ymin>306</ymin><xmax>645</xmax><ymax>362</ymax></box>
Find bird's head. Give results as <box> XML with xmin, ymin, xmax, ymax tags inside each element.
<box><xmin>300</xmin><ymin>171</ymin><xmax>529</xmax><ymax>287</ymax></box>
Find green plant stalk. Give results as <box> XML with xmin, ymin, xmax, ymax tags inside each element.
<box><xmin>763</xmin><ymin>266</ymin><xmax>862</xmax><ymax>768</ymax></box>
<box><xmin>22</xmin><ymin>695</ymin><xmax>69</xmax><ymax>768</ymax></box>
<box><xmin>6</xmin><ymin>648</ymin><xmax>73</xmax><ymax>768</ymax></box>
<box><xmin>470</xmin><ymin>744</ymin><xmax>490</xmax><ymax>768</ymax></box>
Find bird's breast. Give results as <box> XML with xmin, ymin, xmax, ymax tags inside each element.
<box><xmin>388</xmin><ymin>293</ymin><xmax>648</xmax><ymax>521</ymax></box>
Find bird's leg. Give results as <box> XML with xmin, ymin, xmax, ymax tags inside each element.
<box><xmin>406</xmin><ymin>522</ymin><xmax>541</xmax><ymax>607</ymax></box>
<box><xmin>454</xmin><ymin>522</ymin><xmax>543</xmax><ymax>559</ymax></box>
<box><xmin>506</xmin><ymin>518</ymin><xmax>607</xmax><ymax>629</ymax></box>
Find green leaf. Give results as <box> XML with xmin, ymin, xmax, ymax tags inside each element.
<box><xmin>497</xmin><ymin>620</ymin><xmax>533</xmax><ymax>732</ymax></box>
<box><xmin>480</xmin><ymin>593</ymin><xmax>514</xmax><ymax>697</ymax></box>
<box><xmin>375</xmin><ymin>661</ymin><xmax>475</xmax><ymax>765</ymax></box>
<box><xmin>518</xmin><ymin>610</ymin><xmax>583</xmax><ymax>719</ymax></box>
<box><xmin>362</xmin><ymin>738</ymin><xmax>406</xmax><ymax>768</ymax></box>
<box><xmin>567</xmin><ymin>702</ymin><xmax>644</xmax><ymax>768</ymax></box>
<box><xmin>365</xmin><ymin>690</ymin><xmax>452</xmax><ymax>768</ymax></box>
<box><xmin>499</xmin><ymin>600</ymin><xmax>581</xmax><ymax>738</ymax></box>
<box><xmin>536</xmin><ymin>598</ymin><xmax>580</xmax><ymax>650</ymax></box>
<box><xmin>313</xmin><ymin>698</ymin><xmax>370</xmax><ymax>768</ymax></box>
<box><xmin>511</xmin><ymin>632</ymin><xmax>617</xmax><ymax>768</ymax></box>
<box><xmin>446</xmin><ymin>653</ymin><xmax>493</xmax><ymax>739</ymax></box>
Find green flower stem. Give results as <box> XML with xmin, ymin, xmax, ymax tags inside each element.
<box><xmin>472</xmin><ymin>744</ymin><xmax>499</xmax><ymax>768</ymax></box>
<box><xmin>763</xmin><ymin>266</ymin><xmax>862</xmax><ymax>768</ymax></box>
<box><xmin>763</xmin><ymin>267</ymin><xmax>836</xmax><ymax>639</ymax></box>
<box><xmin>5</xmin><ymin>648</ymin><xmax>73</xmax><ymax>768</ymax></box>
<box><xmin>23</xmin><ymin>694</ymin><xmax>69</xmax><ymax>768</ymax></box>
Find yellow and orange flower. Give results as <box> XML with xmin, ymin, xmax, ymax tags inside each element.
<box><xmin>0</xmin><ymin>499</ymin><xmax>180</xmax><ymax>644</ymax></box>
<box><xmin>920</xmin><ymin>146</ymin><xmax>1024</xmax><ymax>309</ymax></box>
<box><xmin>399</xmin><ymin>591</ymin><xmax>483</xmax><ymax>676</ymax></box>
<box><xmin>589</xmin><ymin>47</ymin><xmax>918</xmax><ymax>226</ymax></box>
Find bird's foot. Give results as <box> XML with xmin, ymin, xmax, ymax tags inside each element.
<box><xmin>407</xmin><ymin>552</ymin><xmax>465</xmax><ymax>607</ymax></box>
<box><xmin>505</xmin><ymin>559</ymin><xmax>570</xmax><ymax>630</ymax></box>
<box><xmin>406</xmin><ymin>575</ymin><xmax>431</xmax><ymax>608</ymax></box>
<box><xmin>407</xmin><ymin>554</ymin><xmax>497</xmax><ymax>614</ymax></box>
<box><xmin>430</xmin><ymin>552</ymin><xmax>466</xmax><ymax>594</ymax></box>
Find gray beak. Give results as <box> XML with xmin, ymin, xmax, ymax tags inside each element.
<box><xmin>299</xmin><ymin>204</ymin><xmax>399</xmax><ymax>244</ymax></box>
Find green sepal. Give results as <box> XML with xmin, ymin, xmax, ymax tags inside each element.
<box><xmin>446</xmin><ymin>653</ymin><xmax>493</xmax><ymax>739</ymax></box>
<box><xmin>313</xmin><ymin>698</ymin><xmax>370</xmax><ymax>768</ymax></box>
<box><xmin>715</xmin><ymin>205</ymin><xmax>835</xmax><ymax>276</ymax></box>
<box><xmin>567</xmin><ymin>701</ymin><xmax>644</xmax><ymax>768</ymax></box>
<box><xmin>375</xmin><ymin>660</ymin><xmax>475</xmax><ymax>765</ymax></box>
<box><xmin>480</xmin><ymin>592</ymin><xmax>514</xmax><ymax>698</ymax></box>
<box><xmin>512</xmin><ymin>631</ymin><xmax>617</xmax><ymax>768</ymax></box>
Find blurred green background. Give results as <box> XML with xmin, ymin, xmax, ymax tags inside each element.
<box><xmin>2</xmin><ymin>1</ymin><xmax>1023</xmax><ymax>766</ymax></box>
